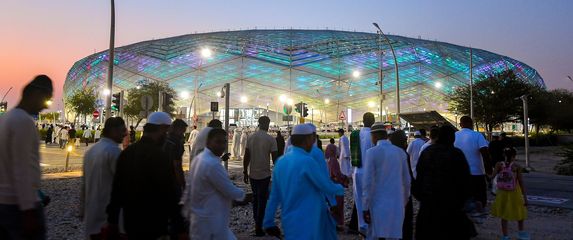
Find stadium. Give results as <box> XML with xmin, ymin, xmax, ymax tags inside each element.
<box><xmin>64</xmin><ymin>30</ymin><xmax>545</xmax><ymax>127</ymax></box>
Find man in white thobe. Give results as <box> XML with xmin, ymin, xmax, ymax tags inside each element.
<box><xmin>189</xmin><ymin>119</ymin><xmax>223</xmax><ymax>162</ymax></box>
<box><xmin>187</xmin><ymin>125</ymin><xmax>199</xmax><ymax>146</ymax></box>
<box><xmin>353</xmin><ymin>112</ymin><xmax>376</xmax><ymax>233</ymax></box>
<box><xmin>231</xmin><ymin>127</ymin><xmax>242</xmax><ymax>160</ymax></box>
<box><xmin>239</xmin><ymin>128</ymin><xmax>249</xmax><ymax>158</ymax></box>
<box><xmin>184</xmin><ymin>128</ymin><xmax>245</xmax><ymax>239</ymax></box>
<box><xmin>362</xmin><ymin>123</ymin><xmax>411</xmax><ymax>239</ymax></box>
<box><xmin>81</xmin><ymin>117</ymin><xmax>126</xmax><ymax>238</ymax></box>
<box><xmin>338</xmin><ymin>128</ymin><xmax>352</xmax><ymax>177</ymax></box>
<box><xmin>406</xmin><ymin>130</ymin><xmax>427</xmax><ymax>178</ymax></box>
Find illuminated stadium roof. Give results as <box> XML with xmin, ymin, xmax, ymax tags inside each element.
<box><xmin>64</xmin><ymin>30</ymin><xmax>544</xmax><ymax>121</ymax></box>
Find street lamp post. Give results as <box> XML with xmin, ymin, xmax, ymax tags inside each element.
<box><xmin>373</xmin><ymin>22</ymin><xmax>400</xmax><ymax>126</ymax></box>
<box><xmin>520</xmin><ymin>95</ymin><xmax>531</xmax><ymax>170</ymax></box>
<box><xmin>105</xmin><ymin>0</ymin><xmax>115</xmax><ymax>120</ymax></box>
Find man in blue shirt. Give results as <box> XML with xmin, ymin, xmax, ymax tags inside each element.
<box><xmin>263</xmin><ymin>124</ymin><xmax>344</xmax><ymax>240</ymax></box>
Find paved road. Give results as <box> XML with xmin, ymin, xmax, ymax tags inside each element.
<box><xmin>522</xmin><ymin>172</ymin><xmax>573</xmax><ymax>209</ymax></box>
<box><xmin>40</xmin><ymin>142</ymin><xmax>573</xmax><ymax>209</ymax></box>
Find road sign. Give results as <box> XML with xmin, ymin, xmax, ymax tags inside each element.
<box><xmin>283</xmin><ymin>104</ymin><xmax>292</xmax><ymax>115</ymax></box>
<box><xmin>211</xmin><ymin>102</ymin><xmax>219</xmax><ymax>112</ymax></box>
<box><xmin>339</xmin><ymin>111</ymin><xmax>346</xmax><ymax>120</ymax></box>
<box><xmin>140</xmin><ymin>95</ymin><xmax>153</xmax><ymax>110</ymax></box>
<box><xmin>93</xmin><ymin>110</ymin><xmax>100</xmax><ymax>118</ymax></box>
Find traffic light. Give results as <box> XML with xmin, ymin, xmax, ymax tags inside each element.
<box><xmin>303</xmin><ymin>103</ymin><xmax>309</xmax><ymax>117</ymax></box>
<box><xmin>295</xmin><ymin>102</ymin><xmax>303</xmax><ymax>113</ymax></box>
<box><xmin>111</xmin><ymin>92</ymin><xmax>121</xmax><ymax>111</ymax></box>
<box><xmin>162</xmin><ymin>92</ymin><xmax>174</xmax><ymax>111</ymax></box>
<box><xmin>0</xmin><ymin>101</ymin><xmax>7</xmax><ymax>115</ymax></box>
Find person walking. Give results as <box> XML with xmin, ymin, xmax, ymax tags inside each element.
<box><xmin>80</xmin><ymin>117</ymin><xmax>126</xmax><ymax>239</ymax></box>
<box><xmin>337</xmin><ymin>128</ymin><xmax>352</xmax><ymax>178</ymax></box>
<box><xmin>349</xmin><ymin>112</ymin><xmax>376</xmax><ymax>235</ymax></box>
<box><xmin>187</xmin><ymin>125</ymin><xmax>199</xmax><ymax>154</ymax></box>
<box><xmin>69</xmin><ymin>125</ymin><xmax>77</xmax><ymax>147</ymax></box>
<box><xmin>239</xmin><ymin>128</ymin><xmax>249</xmax><ymax>160</ymax></box>
<box><xmin>94</xmin><ymin>126</ymin><xmax>101</xmax><ymax>142</ymax></box>
<box><xmin>413</xmin><ymin>125</ymin><xmax>476</xmax><ymax>239</ymax></box>
<box><xmin>275</xmin><ymin>130</ymin><xmax>285</xmax><ymax>159</ymax></box>
<box><xmin>231</xmin><ymin>127</ymin><xmax>242</xmax><ymax>160</ymax></box>
<box><xmin>163</xmin><ymin>119</ymin><xmax>188</xmax><ymax>238</ymax></box>
<box><xmin>183</xmin><ymin>128</ymin><xmax>245</xmax><ymax>239</ymax></box>
<box><xmin>490</xmin><ymin>147</ymin><xmax>529</xmax><ymax>240</ymax></box>
<box><xmin>106</xmin><ymin>112</ymin><xmax>185</xmax><ymax>239</ymax></box>
<box><xmin>454</xmin><ymin>116</ymin><xmax>492</xmax><ymax>219</ymax></box>
<box><xmin>389</xmin><ymin>129</ymin><xmax>415</xmax><ymax>240</ymax></box>
<box><xmin>407</xmin><ymin>129</ymin><xmax>427</xmax><ymax>178</ymax></box>
<box><xmin>189</xmin><ymin>119</ymin><xmax>223</xmax><ymax>161</ymax></box>
<box><xmin>325</xmin><ymin>138</ymin><xmax>348</xmax><ymax>229</ymax></box>
<box><xmin>45</xmin><ymin>125</ymin><xmax>53</xmax><ymax>144</ymax></box>
<box><xmin>243</xmin><ymin>116</ymin><xmax>279</xmax><ymax>237</ymax></box>
<box><xmin>59</xmin><ymin>126</ymin><xmax>69</xmax><ymax>149</ymax></box>
<box><xmin>0</xmin><ymin>75</ymin><xmax>53</xmax><ymax>239</ymax></box>
<box><xmin>263</xmin><ymin>124</ymin><xmax>344</xmax><ymax>240</ymax></box>
<box><xmin>420</xmin><ymin>126</ymin><xmax>439</xmax><ymax>154</ymax></box>
<box><xmin>128</xmin><ymin>125</ymin><xmax>136</xmax><ymax>144</ymax></box>
<box><xmin>362</xmin><ymin>124</ymin><xmax>411</xmax><ymax>240</ymax></box>
<box><xmin>82</xmin><ymin>127</ymin><xmax>92</xmax><ymax>147</ymax></box>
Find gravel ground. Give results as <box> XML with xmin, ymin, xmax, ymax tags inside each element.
<box><xmin>42</xmin><ymin>169</ymin><xmax>573</xmax><ymax>240</ymax></box>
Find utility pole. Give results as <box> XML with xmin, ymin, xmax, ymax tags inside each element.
<box><xmin>224</xmin><ymin>83</ymin><xmax>230</xmax><ymax>171</ymax></box>
<box><xmin>520</xmin><ymin>95</ymin><xmax>531</xmax><ymax>170</ymax></box>
<box><xmin>104</xmin><ymin>0</ymin><xmax>115</xmax><ymax>120</ymax></box>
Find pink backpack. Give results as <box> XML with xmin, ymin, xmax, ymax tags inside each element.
<box><xmin>496</xmin><ymin>162</ymin><xmax>516</xmax><ymax>191</ymax></box>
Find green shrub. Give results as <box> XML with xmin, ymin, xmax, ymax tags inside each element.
<box><xmin>555</xmin><ymin>144</ymin><xmax>573</xmax><ymax>176</ymax></box>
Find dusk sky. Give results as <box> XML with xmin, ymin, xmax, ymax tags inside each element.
<box><xmin>1</xmin><ymin>0</ymin><xmax>572</xmax><ymax>111</ymax></box>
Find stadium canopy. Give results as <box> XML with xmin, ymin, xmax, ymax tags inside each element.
<box><xmin>64</xmin><ymin>30</ymin><xmax>544</xmax><ymax>123</ymax></box>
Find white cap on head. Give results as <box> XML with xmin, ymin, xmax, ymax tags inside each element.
<box><xmin>414</xmin><ymin>131</ymin><xmax>421</xmax><ymax>136</ymax></box>
<box><xmin>292</xmin><ymin>124</ymin><xmax>313</xmax><ymax>135</ymax></box>
<box><xmin>147</xmin><ymin>112</ymin><xmax>172</xmax><ymax>125</ymax></box>
<box><xmin>305</xmin><ymin>123</ymin><xmax>317</xmax><ymax>133</ymax></box>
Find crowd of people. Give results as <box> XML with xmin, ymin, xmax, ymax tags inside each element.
<box><xmin>0</xmin><ymin>75</ymin><xmax>530</xmax><ymax>240</ymax></box>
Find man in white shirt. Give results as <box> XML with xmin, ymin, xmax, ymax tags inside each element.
<box><xmin>187</xmin><ymin>125</ymin><xmax>199</xmax><ymax>147</ymax></box>
<box><xmin>94</xmin><ymin>127</ymin><xmax>102</xmax><ymax>142</ymax></box>
<box><xmin>362</xmin><ymin>123</ymin><xmax>411</xmax><ymax>239</ymax></box>
<box><xmin>60</xmin><ymin>126</ymin><xmax>69</xmax><ymax>149</ymax></box>
<box><xmin>82</xmin><ymin>127</ymin><xmax>93</xmax><ymax>147</ymax></box>
<box><xmin>454</xmin><ymin>116</ymin><xmax>491</xmax><ymax>212</ymax></box>
<box><xmin>0</xmin><ymin>75</ymin><xmax>53</xmax><ymax>239</ymax></box>
<box><xmin>80</xmin><ymin>117</ymin><xmax>127</xmax><ymax>239</ymax></box>
<box><xmin>337</xmin><ymin>128</ymin><xmax>352</xmax><ymax>177</ymax></box>
<box><xmin>184</xmin><ymin>128</ymin><xmax>245</xmax><ymax>239</ymax></box>
<box><xmin>407</xmin><ymin>130</ymin><xmax>428</xmax><ymax>178</ymax></box>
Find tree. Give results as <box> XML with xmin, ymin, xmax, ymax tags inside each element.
<box><xmin>546</xmin><ymin>89</ymin><xmax>573</xmax><ymax>132</ymax></box>
<box><xmin>39</xmin><ymin>112</ymin><xmax>61</xmax><ymax>123</ymax></box>
<box><xmin>65</xmin><ymin>86</ymin><xmax>97</xmax><ymax>125</ymax></box>
<box><xmin>123</xmin><ymin>81</ymin><xmax>177</xmax><ymax>128</ymax></box>
<box><xmin>447</xmin><ymin>70</ymin><xmax>532</xmax><ymax>134</ymax></box>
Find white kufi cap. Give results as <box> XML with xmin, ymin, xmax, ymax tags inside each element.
<box><xmin>292</xmin><ymin>124</ymin><xmax>313</xmax><ymax>135</ymax></box>
<box><xmin>147</xmin><ymin>112</ymin><xmax>172</xmax><ymax>125</ymax></box>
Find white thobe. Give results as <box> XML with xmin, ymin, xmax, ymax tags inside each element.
<box><xmin>190</xmin><ymin>127</ymin><xmax>212</xmax><ymax>161</ymax></box>
<box><xmin>338</xmin><ymin>135</ymin><xmax>352</xmax><ymax>177</ymax></box>
<box><xmin>353</xmin><ymin>127</ymin><xmax>373</xmax><ymax>231</ymax></box>
<box><xmin>187</xmin><ymin>129</ymin><xmax>199</xmax><ymax>145</ymax></box>
<box><xmin>406</xmin><ymin>138</ymin><xmax>426</xmax><ymax>178</ymax></box>
<box><xmin>419</xmin><ymin>141</ymin><xmax>433</xmax><ymax>154</ymax></box>
<box><xmin>183</xmin><ymin>148</ymin><xmax>245</xmax><ymax>240</ymax></box>
<box><xmin>239</xmin><ymin>130</ymin><xmax>249</xmax><ymax>157</ymax></box>
<box><xmin>362</xmin><ymin>140</ymin><xmax>411</xmax><ymax>239</ymax></box>
<box><xmin>81</xmin><ymin>137</ymin><xmax>121</xmax><ymax>236</ymax></box>
<box><xmin>283</xmin><ymin>137</ymin><xmax>292</xmax><ymax>154</ymax></box>
<box><xmin>231</xmin><ymin>129</ymin><xmax>241</xmax><ymax>158</ymax></box>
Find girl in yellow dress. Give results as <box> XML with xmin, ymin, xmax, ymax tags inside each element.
<box><xmin>491</xmin><ymin>147</ymin><xmax>529</xmax><ymax>240</ymax></box>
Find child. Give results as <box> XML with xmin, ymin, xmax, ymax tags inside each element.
<box><xmin>490</xmin><ymin>147</ymin><xmax>529</xmax><ymax>240</ymax></box>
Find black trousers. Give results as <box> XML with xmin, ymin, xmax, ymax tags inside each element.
<box><xmin>250</xmin><ymin>177</ymin><xmax>271</xmax><ymax>230</ymax></box>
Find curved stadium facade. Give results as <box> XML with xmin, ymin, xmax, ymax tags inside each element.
<box><xmin>64</xmin><ymin>30</ymin><xmax>544</xmax><ymax>124</ymax></box>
